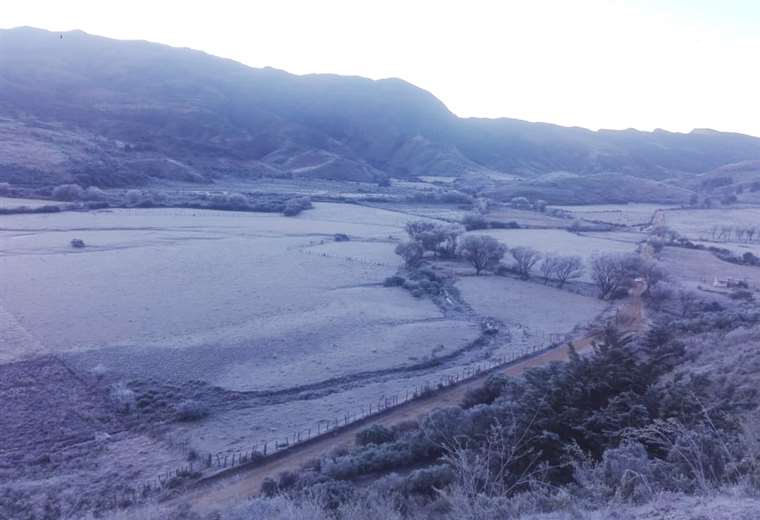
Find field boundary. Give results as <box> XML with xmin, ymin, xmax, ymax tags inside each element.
<box><xmin>130</xmin><ymin>336</ymin><xmax>567</xmax><ymax>500</ymax></box>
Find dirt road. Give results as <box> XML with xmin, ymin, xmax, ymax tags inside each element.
<box><xmin>182</xmin><ymin>289</ymin><xmax>645</xmax><ymax>513</ymax></box>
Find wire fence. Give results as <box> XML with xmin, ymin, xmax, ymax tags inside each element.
<box><xmin>125</xmin><ymin>333</ymin><xmax>568</xmax><ymax>501</ymax></box>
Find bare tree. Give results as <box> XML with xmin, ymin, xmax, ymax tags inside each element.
<box><xmin>554</xmin><ymin>255</ymin><xmax>584</xmax><ymax>288</ymax></box>
<box><xmin>457</xmin><ymin>235</ymin><xmax>507</xmax><ymax>275</ymax></box>
<box><xmin>511</xmin><ymin>247</ymin><xmax>542</xmax><ymax>279</ymax></box>
<box><xmin>591</xmin><ymin>253</ymin><xmax>626</xmax><ymax>300</ymax></box>
<box><xmin>539</xmin><ymin>254</ymin><xmax>560</xmax><ymax>284</ymax></box>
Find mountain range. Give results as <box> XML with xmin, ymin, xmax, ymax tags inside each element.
<box><xmin>2</xmin><ymin>26</ymin><xmax>760</xmax><ymax>191</ymax></box>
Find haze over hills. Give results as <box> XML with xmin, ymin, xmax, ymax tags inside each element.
<box><xmin>3</xmin><ymin>26</ymin><xmax>760</xmax><ymax>189</ymax></box>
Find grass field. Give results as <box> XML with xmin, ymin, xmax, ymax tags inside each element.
<box><xmin>457</xmin><ymin>276</ymin><xmax>607</xmax><ymax>335</ymax></box>
<box><xmin>664</xmin><ymin>207</ymin><xmax>760</xmax><ymax>240</ymax></box>
<box><xmin>0</xmin><ymin>195</ymin><xmax>56</xmax><ymax>209</ymax></box>
<box><xmin>0</xmin><ymin>205</ymin><xmax>478</xmax><ymax>392</ymax></box>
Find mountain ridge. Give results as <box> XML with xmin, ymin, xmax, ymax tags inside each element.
<box><xmin>2</xmin><ymin>26</ymin><xmax>760</xmax><ymax>188</ymax></box>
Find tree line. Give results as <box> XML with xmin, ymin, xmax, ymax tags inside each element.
<box><xmin>394</xmin><ymin>220</ymin><xmax>665</xmax><ymax>299</ymax></box>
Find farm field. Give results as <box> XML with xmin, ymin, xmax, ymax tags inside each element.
<box><xmin>663</xmin><ymin>207</ymin><xmax>760</xmax><ymax>239</ymax></box>
<box><xmin>457</xmin><ymin>276</ymin><xmax>607</xmax><ymax>335</ymax></box>
<box><xmin>0</xmin><ymin>195</ymin><xmax>56</xmax><ymax>209</ymax></box>
<box><xmin>549</xmin><ymin>203</ymin><xmax>676</xmax><ymax>226</ymax></box>
<box><xmin>660</xmin><ymin>246</ymin><xmax>760</xmax><ymax>290</ymax></box>
<box><xmin>0</xmin><ymin>205</ymin><xmax>473</xmax><ymax>392</ymax></box>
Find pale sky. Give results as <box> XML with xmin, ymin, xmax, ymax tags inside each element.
<box><xmin>3</xmin><ymin>0</ymin><xmax>760</xmax><ymax>136</ymax></box>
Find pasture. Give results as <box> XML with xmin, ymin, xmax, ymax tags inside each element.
<box><xmin>457</xmin><ymin>276</ymin><xmax>607</xmax><ymax>335</ymax></box>
<box><xmin>0</xmin><ymin>205</ymin><xmax>476</xmax><ymax>392</ymax></box>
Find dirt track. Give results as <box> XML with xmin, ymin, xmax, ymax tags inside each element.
<box><xmin>181</xmin><ymin>288</ymin><xmax>645</xmax><ymax>513</ymax></box>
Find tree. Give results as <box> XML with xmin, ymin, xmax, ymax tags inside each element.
<box><xmin>395</xmin><ymin>241</ymin><xmax>424</xmax><ymax>268</ymax></box>
<box><xmin>511</xmin><ymin>247</ymin><xmax>541</xmax><ymax>279</ymax></box>
<box><xmin>554</xmin><ymin>255</ymin><xmax>584</xmax><ymax>288</ymax></box>
<box><xmin>591</xmin><ymin>253</ymin><xmax>627</xmax><ymax>300</ymax></box>
<box><xmin>457</xmin><ymin>235</ymin><xmax>506</xmax><ymax>275</ymax></box>
<box><xmin>462</xmin><ymin>213</ymin><xmax>489</xmax><ymax>231</ymax></box>
<box><xmin>435</xmin><ymin>224</ymin><xmax>465</xmax><ymax>259</ymax></box>
<box><xmin>540</xmin><ymin>254</ymin><xmax>560</xmax><ymax>284</ymax></box>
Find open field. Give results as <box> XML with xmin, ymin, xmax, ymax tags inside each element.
<box><xmin>457</xmin><ymin>276</ymin><xmax>607</xmax><ymax>334</ymax></box>
<box><xmin>0</xmin><ymin>205</ymin><xmax>469</xmax><ymax>392</ymax></box>
<box><xmin>660</xmin><ymin>246</ymin><xmax>760</xmax><ymax>290</ymax></box>
<box><xmin>663</xmin><ymin>207</ymin><xmax>760</xmax><ymax>240</ymax></box>
<box><xmin>0</xmin><ymin>195</ymin><xmax>56</xmax><ymax>209</ymax></box>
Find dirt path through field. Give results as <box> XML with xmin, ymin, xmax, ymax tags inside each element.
<box><xmin>179</xmin><ymin>287</ymin><xmax>645</xmax><ymax>514</ymax></box>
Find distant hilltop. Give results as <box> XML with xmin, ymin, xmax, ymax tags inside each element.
<box><xmin>3</xmin><ymin>26</ymin><xmax>760</xmax><ymax>188</ymax></box>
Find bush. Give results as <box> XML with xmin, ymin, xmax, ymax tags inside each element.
<box><xmin>84</xmin><ymin>186</ymin><xmax>107</xmax><ymax>201</ymax></box>
<box><xmin>70</xmin><ymin>238</ymin><xmax>86</xmax><ymax>248</ymax></box>
<box><xmin>356</xmin><ymin>425</ymin><xmax>397</xmax><ymax>446</ymax></box>
<box><xmin>125</xmin><ymin>189</ymin><xmax>143</xmax><ymax>205</ymax></box>
<box><xmin>462</xmin><ymin>213</ymin><xmax>489</xmax><ymax>231</ymax></box>
<box><xmin>383</xmin><ymin>275</ymin><xmax>406</xmax><ymax>287</ymax></box>
<box><xmin>261</xmin><ymin>477</ymin><xmax>278</xmax><ymax>497</ymax></box>
<box><xmin>109</xmin><ymin>382</ymin><xmax>136</xmax><ymax>413</ymax></box>
<box><xmin>52</xmin><ymin>183</ymin><xmax>85</xmax><ymax>201</ymax></box>
<box><xmin>175</xmin><ymin>399</ymin><xmax>210</xmax><ymax>421</ymax></box>
<box><xmin>283</xmin><ymin>196</ymin><xmax>313</xmax><ymax>216</ymax></box>
<box><xmin>395</xmin><ymin>241</ymin><xmax>424</xmax><ymax>268</ymax></box>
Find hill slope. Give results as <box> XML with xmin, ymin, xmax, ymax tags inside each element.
<box><xmin>3</xmin><ymin>27</ymin><xmax>760</xmax><ymax>187</ymax></box>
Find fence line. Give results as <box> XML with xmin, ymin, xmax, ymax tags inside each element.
<box><xmin>112</xmin><ymin>334</ymin><xmax>568</xmax><ymax>505</ymax></box>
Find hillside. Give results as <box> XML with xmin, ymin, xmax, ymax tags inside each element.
<box><xmin>3</xmin><ymin>27</ymin><xmax>760</xmax><ymax>188</ymax></box>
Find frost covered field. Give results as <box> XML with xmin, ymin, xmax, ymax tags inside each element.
<box><xmin>0</xmin><ymin>204</ymin><xmax>478</xmax><ymax>390</ymax></box>
<box><xmin>664</xmin><ymin>207</ymin><xmax>760</xmax><ymax>239</ymax></box>
<box><xmin>457</xmin><ymin>276</ymin><xmax>607</xmax><ymax>335</ymax></box>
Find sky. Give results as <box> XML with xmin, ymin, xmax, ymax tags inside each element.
<box><xmin>3</xmin><ymin>0</ymin><xmax>760</xmax><ymax>136</ymax></box>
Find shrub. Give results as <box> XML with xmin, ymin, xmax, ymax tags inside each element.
<box><xmin>283</xmin><ymin>196</ymin><xmax>313</xmax><ymax>216</ymax></box>
<box><xmin>52</xmin><ymin>183</ymin><xmax>85</xmax><ymax>201</ymax></box>
<box><xmin>226</xmin><ymin>193</ymin><xmax>249</xmax><ymax>210</ymax></box>
<box><xmin>356</xmin><ymin>425</ymin><xmax>397</xmax><ymax>446</ymax></box>
<box><xmin>395</xmin><ymin>241</ymin><xmax>424</xmax><ymax>268</ymax></box>
<box><xmin>125</xmin><ymin>189</ymin><xmax>143</xmax><ymax>204</ymax></box>
<box><xmin>383</xmin><ymin>275</ymin><xmax>406</xmax><ymax>287</ymax></box>
<box><xmin>109</xmin><ymin>382</ymin><xmax>136</xmax><ymax>413</ymax></box>
<box><xmin>175</xmin><ymin>399</ymin><xmax>210</xmax><ymax>422</ymax></box>
<box><xmin>84</xmin><ymin>186</ymin><xmax>107</xmax><ymax>201</ymax></box>
<box><xmin>402</xmin><ymin>464</ymin><xmax>456</xmax><ymax>497</ymax></box>
<box><xmin>70</xmin><ymin>238</ymin><xmax>86</xmax><ymax>248</ymax></box>
<box><xmin>261</xmin><ymin>477</ymin><xmax>278</xmax><ymax>497</ymax></box>
<box><xmin>462</xmin><ymin>213</ymin><xmax>489</xmax><ymax>231</ymax></box>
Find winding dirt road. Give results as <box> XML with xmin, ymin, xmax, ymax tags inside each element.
<box><xmin>180</xmin><ymin>287</ymin><xmax>645</xmax><ymax>514</ymax></box>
